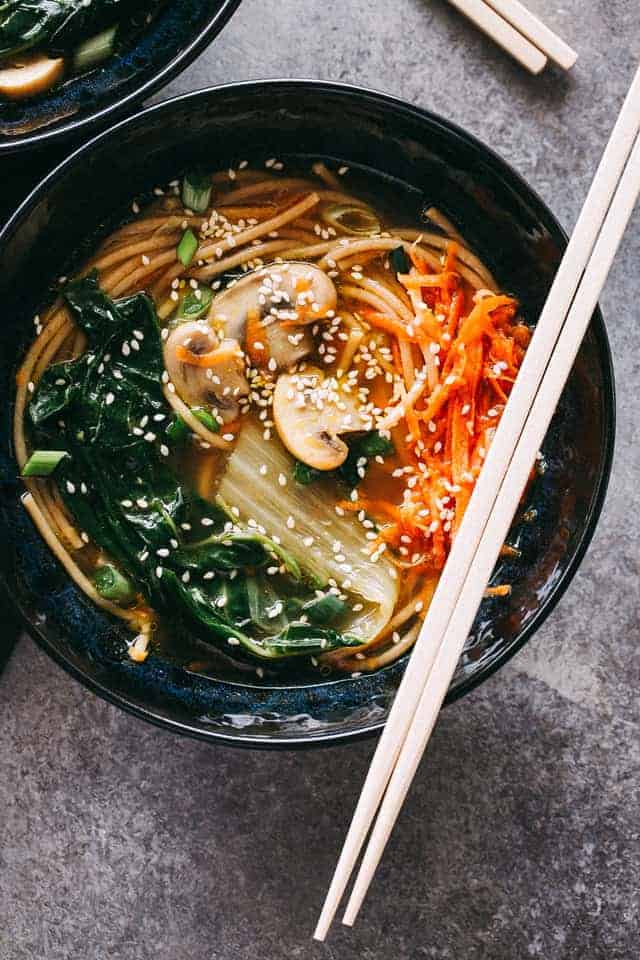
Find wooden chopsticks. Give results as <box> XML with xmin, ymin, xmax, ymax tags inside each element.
<box><xmin>447</xmin><ymin>0</ymin><xmax>577</xmax><ymax>73</ymax></box>
<box><xmin>314</xmin><ymin>60</ymin><xmax>640</xmax><ymax>941</ymax></box>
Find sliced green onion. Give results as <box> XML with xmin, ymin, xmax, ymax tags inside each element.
<box><xmin>73</xmin><ymin>26</ymin><xmax>117</xmax><ymax>73</ymax></box>
<box><xmin>176</xmin><ymin>285</ymin><xmax>213</xmax><ymax>320</ymax></box>
<box><xmin>22</xmin><ymin>450</ymin><xmax>68</xmax><ymax>477</ymax></box>
<box><xmin>177</xmin><ymin>229</ymin><xmax>198</xmax><ymax>267</ymax></box>
<box><xmin>166</xmin><ymin>408</ymin><xmax>219</xmax><ymax>443</ymax></box>
<box><xmin>181</xmin><ymin>171</ymin><xmax>212</xmax><ymax>214</ymax></box>
<box><xmin>389</xmin><ymin>245</ymin><xmax>410</xmax><ymax>275</ymax></box>
<box><xmin>93</xmin><ymin>564</ymin><xmax>136</xmax><ymax>605</ymax></box>
<box><xmin>321</xmin><ymin>202</ymin><xmax>381</xmax><ymax>237</ymax></box>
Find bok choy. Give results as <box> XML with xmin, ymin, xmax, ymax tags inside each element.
<box><xmin>27</xmin><ymin>273</ymin><xmax>370</xmax><ymax>663</ymax></box>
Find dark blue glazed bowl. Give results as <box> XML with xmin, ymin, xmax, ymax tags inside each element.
<box><xmin>0</xmin><ymin>82</ymin><xmax>615</xmax><ymax>747</ymax></box>
<box><xmin>0</xmin><ymin>0</ymin><xmax>241</xmax><ymax>153</ymax></box>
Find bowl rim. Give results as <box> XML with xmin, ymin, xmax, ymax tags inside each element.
<box><xmin>1</xmin><ymin>78</ymin><xmax>616</xmax><ymax>749</ymax></box>
<box><xmin>0</xmin><ymin>0</ymin><xmax>243</xmax><ymax>155</ymax></box>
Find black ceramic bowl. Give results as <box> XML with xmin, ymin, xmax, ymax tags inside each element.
<box><xmin>0</xmin><ymin>81</ymin><xmax>615</xmax><ymax>747</ymax></box>
<box><xmin>0</xmin><ymin>0</ymin><xmax>241</xmax><ymax>153</ymax></box>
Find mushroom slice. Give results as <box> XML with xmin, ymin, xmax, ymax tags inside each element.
<box><xmin>163</xmin><ymin>321</ymin><xmax>248</xmax><ymax>424</ymax></box>
<box><xmin>0</xmin><ymin>54</ymin><xmax>64</xmax><ymax>100</ymax></box>
<box><xmin>210</xmin><ymin>262</ymin><xmax>337</xmax><ymax>370</ymax></box>
<box><xmin>273</xmin><ymin>367</ymin><xmax>368</xmax><ymax>471</ymax></box>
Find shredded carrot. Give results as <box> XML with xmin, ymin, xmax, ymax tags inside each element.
<box><xmin>245</xmin><ymin>308</ymin><xmax>269</xmax><ymax>367</ymax></box>
<box><xmin>359</xmin><ymin>308</ymin><xmax>411</xmax><ymax>341</ymax></box>
<box><xmin>398</xmin><ymin>271</ymin><xmax>458</xmax><ymax>290</ymax></box>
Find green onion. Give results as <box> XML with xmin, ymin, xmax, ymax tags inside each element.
<box><xmin>177</xmin><ymin>229</ymin><xmax>198</xmax><ymax>267</ymax></box>
<box><xmin>389</xmin><ymin>246</ymin><xmax>410</xmax><ymax>275</ymax></box>
<box><xmin>21</xmin><ymin>450</ymin><xmax>68</xmax><ymax>477</ymax></box>
<box><xmin>93</xmin><ymin>564</ymin><xmax>136</xmax><ymax>605</ymax></box>
<box><xmin>176</xmin><ymin>285</ymin><xmax>213</xmax><ymax>320</ymax></box>
<box><xmin>73</xmin><ymin>26</ymin><xmax>117</xmax><ymax>73</ymax></box>
<box><xmin>181</xmin><ymin>171</ymin><xmax>212</xmax><ymax>214</ymax></box>
<box><xmin>192</xmin><ymin>408</ymin><xmax>219</xmax><ymax>432</ymax></box>
<box><xmin>166</xmin><ymin>408</ymin><xmax>219</xmax><ymax>443</ymax></box>
<box><xmin>166</xmin><ymin>417</ymin><xmax>189</xmax><ymax>443</ymax></box>
<box><xmin>321</xmin><ymin>202</ymin><xmax>381</xmax><ymax>237</ymax></box>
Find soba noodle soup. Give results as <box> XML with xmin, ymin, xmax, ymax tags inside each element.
<box><xmin>15</xmin><ymin>160</ymin><xmax>529</xmax><ymax>679</ymax></box>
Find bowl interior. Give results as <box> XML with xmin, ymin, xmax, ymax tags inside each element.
<box><xmin>0</xmin><ymin>83</ymin><xmax>614</xmax><ymax>746</ymax></box>
<box><xmin>0</xmin><ymin>0</ymin><xmax>240</xmax><ymax>152</ymax></box>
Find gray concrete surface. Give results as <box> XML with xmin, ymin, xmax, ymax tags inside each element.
<box><xmin>2</xmin><ymin>0</ymin><xmax>639</xmax><ymax>957</ymax></box>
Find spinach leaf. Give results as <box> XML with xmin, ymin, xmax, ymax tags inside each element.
<box><xmin>28</xmin><ymin>274</ymin><xmax>363</xmax><ymax>663</ymax></box>
<box><xmin>338</xmin><ymin>431</ymin><xmax>395</xmax><ymax>487</ymax></box>
<box><xmin>292</xmin><ymin>433</ymin><xmax>394</xmax><ymax>488</ymax></box>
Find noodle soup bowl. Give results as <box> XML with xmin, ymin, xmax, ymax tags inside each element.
<box><xmin>0</xmin><ymin>81</ymin><xmax>615</xmax><ymax>747</ymax></box>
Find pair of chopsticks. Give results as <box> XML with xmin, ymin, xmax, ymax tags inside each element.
<box><xmin>448</xmin><ymin>0</ymin><xmax>577</xmax><ymax>73</ymax></box>
<box><xmin>315</xmin><ymin>59</ymin><xmax>640</xmax><ymax>941</ymax></box>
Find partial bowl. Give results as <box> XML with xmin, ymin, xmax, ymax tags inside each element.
<box><xmin>0</xmin><ymin>0</ymin><xmax>241</xmax><ymax>153</ymax></box>
<box><xmin>0</xmin><ymin>81</ymin><xmax>615</xmax><ymax>747</ymax></box>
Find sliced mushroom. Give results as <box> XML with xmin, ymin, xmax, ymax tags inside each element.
<box><xmin>0</xmin><ymin>54</ymin><xmax>64</xmax><ymax>100</ymax></box>
<box><xmin>163</xmin><ymin>321</ymin><xmax>249</xmax><ymax>424</ymax></box>
<box><xmin>209</xmin><ymin>262</ymin><xmax>337</xmax><ymax>370</ymax></box>
<box><xmin>273</xmin><ymin>367</ymin><xmax>367</xmax><ymax>470</ymax></box>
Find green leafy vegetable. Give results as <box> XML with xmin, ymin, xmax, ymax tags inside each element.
<box><xmin>293</xmin><ymin>433</ymin><xmax>394</xmax><ymax>488</ymax></box>
<box><xmin>21</xmin><ymin>449</ymin><xmax>68</xmax><ymax>477</ymax></box>
<box><xmin>177</xmin><ymin>229</ymin><xmax>198</xmax><ymax>267</ymax></box>
<box><xmin>218</xmin><ymin>418</ymin><xmax>399</xmax><ymax>640</ymax></box>
<box><xmin>181</xmin><ymin>170</ymin><xmax>212</xmax><ymax>214</ymax></box>
<box><xmin>292</xmin><ymin>460</ymin><xmax>321</xmax><ymax>485</ymax></box>
<box><xmin>28</xmin><ymin>273</ymin><xmax>364</xmax><ymax>663</ymax></box>
<box><xmin>176</xmin><ymin>285</ymin><xmax>213</xmax><ymax>320</ymax></box>
<box><xmin>338</xmin><ymin>431</ymin><xmax>395</xmax><ymax>487</ymax></box>
<box><xmin>166</xmin><ymin>407</ymin><xmax>219</xmax><ymax>444</ymax></box>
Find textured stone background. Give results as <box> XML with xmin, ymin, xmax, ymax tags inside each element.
<box><xmin>1</xmin><ymin>1</ymin><xmax>639</xmax><ymax>957</ymax></box>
